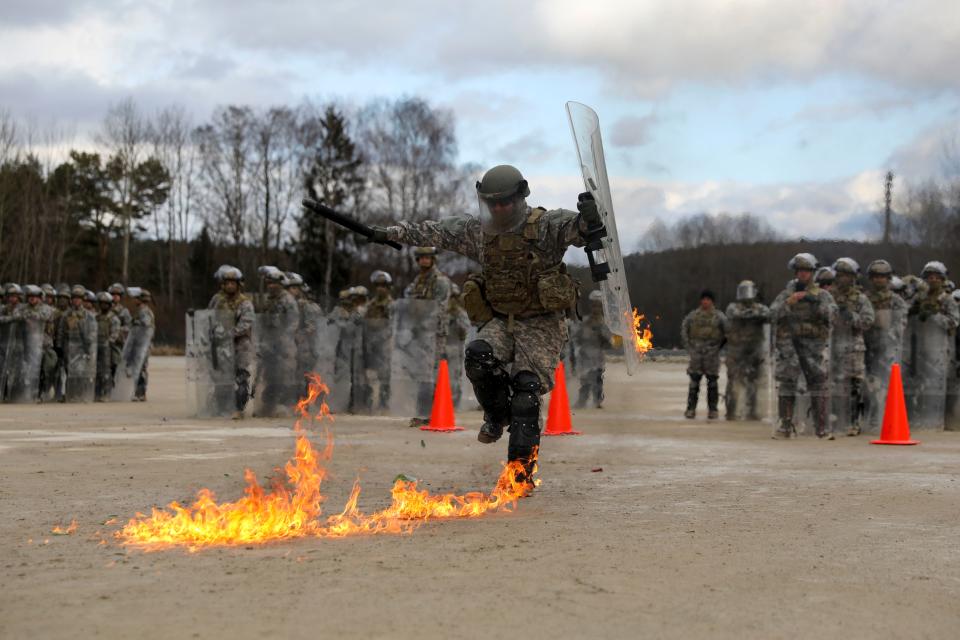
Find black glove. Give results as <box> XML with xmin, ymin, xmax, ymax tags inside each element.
<box><xmin>577</xmin><ymin>192</ymin><xmax>602</xmax><ymax>227</ymax></box>
<box><xmin>368</xmin><ymin>226</ymin><xmax>390</xmax><ymax>245</ymax></box>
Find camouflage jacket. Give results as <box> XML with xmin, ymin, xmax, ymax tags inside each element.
<box><xmin>909</xmin><ymin>290</ymin><xmax>960</xmax><ymax>332</ymax></box>
<box><xmin>57</xmin><ymin>306</ymin><xmax>96</xmax><ymax>353</ymax></box>
<box><xmin>403</xmin><ymin>266</ymin><xmax>451</xmax><ymax>341</ymax></box>
<box><xmin>258</xmin><ymin>290</ymin><xmax>299</xmax><ymax>334</ymax></box>
<box><xmin>447</xmin><ymin>302</ymin><xmax>470</xmax><ymax>344</ymax></box>
<box><xmin>771</xmin><ymin>280</ymin><xmax>836</xmax><ymax>340</ymax></box>
<box><xmin>723</xmin><ymin>301</ymin><xmax>769</xmax><ymax>349</ymax></box>
<box><xmin>13</xmin><ymin>302</ymin><xmax>55</xmax><ymax>348</ymax></box>
<box><xmin>112</xmin><ymin>302</ymin><xmax>133</xmax><ymax>341</ymax></box>
<box><xmin>365</xmin><ymin>295</ymin><xmax>394</xmax><ymax>321</ymax></box>
<box><xmin>133</xmin><ymin>305</ymin><xmax>155</xmax><ymax>331</ymax></box>
<box><xmin>96</xmin><ymin>310</ymin><xmax>122</xmax><ymax>348</ymax></box>
<box><xmin>864</xmin><ymin>285</ymin><xmax>908</xmax><ymax>354</ymax></box>
<box><xmin>681</xmin><ymin>307</ymin><xmax>727</xmax><ymax>350</ymax></box>
<box><xmin>572</xmin><ymin>312</ymin><xmax>613</xmax><ymax>370</ymax></box>
<box><xmin>207</xmin><ymin>292</ymin><xmax>255</xmax><ymax>340</ymax></box>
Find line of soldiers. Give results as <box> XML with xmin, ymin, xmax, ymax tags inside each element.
<box><xmin>191</xmin><ymin>247</ymin><xmax>472</xmax><ymax>421</ymax></box>
<box><xmin>682</xmin><ymin>253</ymin><xmax>960</xmax><ymax>438</ymax></box>
<box><xmin>0</xmin><ymin>282</ymin><xmax>155</xmax><ymax>403</ymax></box>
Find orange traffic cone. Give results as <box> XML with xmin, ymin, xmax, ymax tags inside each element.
<box><xmin>871</xmin><ymin>363</ymin><xmax>919</xmax><ymax>445</ymax></box>
<box><xmin>421</xmin><ymin>359</ymin><xmax>464</xmax><ymax>432</ymax></box>
<box><xmin>545</xmin><ymin>361</ymin><xmax>581</xmax><ymax>436</ymax></box>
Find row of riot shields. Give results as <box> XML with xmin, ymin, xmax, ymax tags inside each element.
<box><xmin>781</xmin><ymin>304</ymin><xmax>958</xmax><ymax>434</ymax></box>
<box><xmin>0</xmin><ymin>312</ymin><xmax>150</xmax><ymax>404</ymax></box>
<box><xmin>186</xmin><ymin>298</ymin><xmax>460</xmax><ymax>418</ymax></box>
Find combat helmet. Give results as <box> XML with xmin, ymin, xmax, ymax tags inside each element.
<box><xmin>5</xmin><ymin>283</ymin><xmax>23</xmax><ymax>296</ymax></box>
<box><xmin>588</xmin><ymin>289</ymin><xmax>604</xmax><ymax>303</ymax></box>
<box><xmin>370</xmin><ymin>270</ymin><xmax>392</xmax><ymax>285</ymax></box>
<box><xmin>867</xmin><ymin>259</ymin><xmax>893</xmax><ymax>277</ymax></box>
<box><xmin>475</xmin><ymin>165</ymin><xmax>530</xmax><ymax>233</ymax></box>
<box><xmin>736</xmin><ymin>280</ymin><xmax>757</xmax><ymax>301</ymax></box>
<box><xmin>284</xmin><ymin>272</ymin><xmax>304</xmax><ymax>288</ymax></box>
<box><xmin>890</xmin><ymin>276</ymin><xmax>905</xmax><ymax>292</ymax></box>
<box><xmin>787</xmin><ymin>253</ymin><xmax>818</xmax><ymax>271</ymax></box>
<box><xmin>70</xmin><ymin>285</ymin><xmax>86</xmax><ymax>298</ymax></box>
<box><xmin>140</xmin><ymin>289</ymin><xmax>153</xmax><ymax>303</ymax></box>
<box><xmin>257</xmin><ymin>265</ymin><xmax>285</xmax><ymax>282</ymax></box>
<box><xmin>84</xmin><ymin>290</ymin><xmax>97</xmax><ymax>303</ymax></box>
<box><xmin>108</xmin><ymin>282</ymin><xmax>125</xmax><ymax>296</ymax></box>
<box><xmin>814</xmin><ymin>266</ymin><xmax>835</xmax><ymax>286</ymax></box>
<box><xmin>126</xmin><ymin>286</ymin><xmax>142</xmax><ymax>299</ymax></box>
<box><xmin>96</xmin><ymin>291</ymin><xmax>113</xmax><ymax>304</ymax></box>
<box><xmin>413</xmin><ymin>247</ymin><xmax>438</xmax><ymax>258</ymax></box>
<box><xmin>832</xmin><ymin>258</ymin><xmax>860</xmax><ymax>276</ymax></box>
<box><xmin>214</xmin><ymin>265</ymin><xmax>243</xmax><ymax>282</ymax></box>
<box><xmin>23</xmin><ymin>284</ymin><xmax>43</xmax><ymax>298</ymax></box>
<box><xmin>57</xmin><ymin>285</ymin><xmax>71</xmax><ymax>299</ymax></box>
<box><xmin>40</xmin><ymin>283</ymin><xmax>56</xmax><ymax>298</ymax></box>
<box><xmin>921</xmin><ymin>261</ymin><xmax>948</xmax><ymax>279</ymax></box>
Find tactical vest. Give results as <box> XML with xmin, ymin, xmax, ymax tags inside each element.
<box><xmin>867</xmin><ymin>287</ymin><xmax>893</xmax><ymax>310</ymax></box>
<box><xmin>480</xmin><ymin>208</ymin><xmax>577</xmax><ymax>318</ymax></box>
<box><xmin>96</xmin><ymin>313</ymin><xmax>112</xmax><ymax>346</ymax></box>
<box><xmin>780</xmin><ymin>283</ymin><xmax>830</xmax><ymax>340</ymax></box>
<box><xmin>365</xmin><ymin>298</ymin><xmax>392</xmax><ymax>320</ymax></box>
<box><xmin>727</xmin><ymin>304</ymin><xmax>764</xmax><ymax>346</ymax></box>
<box><xmin>410</xmin><ymin>269</ymin><xmax>441</xmax><ymax>300</ymax></box>
<box><xmin>213</xmin><ymin>292</ymin><xmax>251</xmax><ymax>313</ymax></box>
<box><xmin>688</xmin><ymin>310</ymin><xmax>723</xmax><ymax>342</ymax></box>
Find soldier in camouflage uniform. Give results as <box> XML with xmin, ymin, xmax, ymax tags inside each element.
<box><xmin>130</xmin><ymin>289</ymin><xmax>155</xmax><ymax>401</ymax></box>
<box><xmin>863</xmin><ymin>259</ymin><xmax>909</xmax><ymax>433</ymax></box>
<box><xmin>571</xmin><ymin>289</ymin><xmax>613</xmax><ymax>409</ymax></box>
<box><xmin>815</xmin><ymin>266</ymin><xmax>835</xmax><ymax>292</ymax></box>
<box><xmin>285</xmin><ymin>272</ymin><xmax>323</xmax><ymax>396</ymax></box>
<box><xmin>5</xmin><ymin>285</ymin><xmax>50</xmax><ymax>402</ymax></box>
<box><xmin>723</xmin><ymin>280</ymin><xmax>770</xmax><ymax>421</ymax></box>
<box><xmin>947</xmin><ymin>289</ymin><xmax>960</xmax><ymax>430</ymax></box>
<box><xmin>771</xmin><ymin>253</ymin><xmax>837</xmax><ymax>439</ymax></box>
<box><xmin>36</xmin><ymin>285</ymin><xmax>59</xmax><ymax>400</ymax></box>
<box><xmin>828</xmin><ymin>258</ymin><xmax>875</xmax><ymax>436</ymax></box>
<box><xmin>0</xmin><ymin>284</ymin><xmax>24</xmax><ymax>401</ymax></box>
<box><xmin>364</xmin><ymin>271</ymin><xmax>395</xmax><ymax>410</ymax></box>
<box><xmin>57</xmin><ymin>285</ymin><xmax>97</xmax><ymax>402</ymax></box>
<box><xmin>446</xmin><ymin>282</ymin><xmax>471</xmax><ymax>408</ymax></box>
<box><xmin>681</xmin><ymin>290</ymin><xmax>727</xmax><ymax>420</ymax></box>
<box><xmin>904</xmin><ymin>261</ymin><xmax>960</xmax><ymax>429</ymax></box>
<box><xmin>108</xmin><ymin>283</ymin><xmax>133</xmax><ymax>345</ymax></box>
<box><xmin>94</xmin><ymin>291</ymin><xmax>121</xmax><ymax>401</ymax></box>
<box><xmin>208</xmin><ymin>265</ymin><xmax>256</xmax><ymax>418</ymax></box>
<box><xmin>255</xmin><ymin>266</ymin><xmax>300</xmax><ymax>416</ymax></box>
<box><xmin>403</xmin><ymin>247</ymin><xmax>452</xmax><ymax>420</ymax></box>
<box><xmin>368</xmin><ymin>165</ymin><xmax>597</xmax><ymax>484</ymax></box>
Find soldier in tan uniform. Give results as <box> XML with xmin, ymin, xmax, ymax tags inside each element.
<box><xmin>681</xmin><ymin>290</ymin><xmax>727</xmax><ymax>420</ymax></box>
<box><xmin>207</xmin><ymin>266</ymin><xmax>256</xmax><ymax>418</ymax></box>
<box><xmin>368</xmin><ymin>165</ymin><xmax>598</xmax><ymax>485</ymax></box>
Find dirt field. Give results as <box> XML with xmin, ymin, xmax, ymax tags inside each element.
<box><xmin>1</xmin><ymin>356</ymin><xmax>958</xmax><ymax>639</ymax></box>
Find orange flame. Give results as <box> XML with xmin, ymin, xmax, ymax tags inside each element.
<box><xmin>116</xmin><ymin>374</ymin><xmax>537</xmax><ymax>551</ymax></box>
<box><xmin>51</xmin><ymin>519</ymin><xmax>78</xmax><ymax>535</ymax></box>
<box><xmin>628</xmin><ymin>308</ymin><xmax>654</xmax><ymax>357</ymax></box>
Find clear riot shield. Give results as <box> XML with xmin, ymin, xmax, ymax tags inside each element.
<box><xmin>864</xmin><ymin>307</ymin><xmax>905</xmax><ymax>434</ymax></box>
<box><xmin>391</xmin><ymin>298</ymin><xmax>440</xmax><ymax>417</ymax></box>
<box><xmin>328</xmin><ymin>306</ymin><xmax>365</xmax><ymax>414</ymax></box>
<box><xmin>0</xmin><ymin>321</ymin><xmax>10</xmax><ymax>401</ymax></box>
<box><xmin>724</xmin><ymin>324</ymin><xmax>773</xmax><ymax>422</ymax></box>
<box><xmin>363</xmin><ymin>309</ymin><xmax>394</xmax><ymax>412</ymax></box>
<box><xmin>65</xmin><ymin>313</ymin><xmax>97</xmax><ymax>403</ymax></box>
<box><xmin>311</xmin><ymin>311</ymin><xmax>348</xmax><ymax>413</ymax></box>
<box><xmin>828</xmin><ymin>317</ymin><xmax>863</xmax><ymax>435</ymax></box>
<box><xmin>946</xmin><ymin>332</ymin><xmax>960</xmax><ymax>431</ymax></box>
<box><xmin>185</xmin><ymin>310</ymin><xmax>237</xmax><ymax>417</ymax></box>
<box><xmin>253</xmin><ymin>311</ymin><xmax>299</xmax><ymax>418</ymax></box>
<box><xmin>903</xmin><ymin>317</ymin><xmax>949</xmax><ymax>430</ymax></box>
<box><xmin>776</xmin><ymin>336</ymin><xmax>831</xmax><ymax>436</ymax></box>
<box><xmin>567</xmin><ymin>101</ymin><xmax>639</xmax><ymax>375</ymax></box>
<box><xmin>112</xmin><ymin>321</ymin><xmax>154</xmax><ymax>402</ymax></box>
<box><xmin>9</xmin><ymin>316</ymin><xmax>44</xmax><ymax>403</ymax></box>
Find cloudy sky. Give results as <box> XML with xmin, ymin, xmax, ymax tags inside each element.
<box><xmin>3</xmin><ymin>0</ymin><xmax>959</xmax><ymax>250</ymax></box>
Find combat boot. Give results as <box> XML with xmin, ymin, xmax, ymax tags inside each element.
<box><xmin>847</xmin><ymin>379</ymin><xmax>863</xmax><ymax>436</ymax></box>
<box><xmin>812</xmin><ymin>395</ymin><xmax>834</xmax><ymax>439</ymax></box>
<box><xmin>685</xmin><ymin>375</ymin><xmax>700</xmax><ymax>419</ymax></box>
<box><xmin>724</xmin><ymin>389</ymin><xmax>737</xmax><ymax>421</ymax></box>
<box><xmin>773</xmin><ymin>395</ymin><xmax>796</xmax><ymax>439</ymax></box>
<box><xmin>706</xmin><ymin>375</ymin><xmax>720</xmax><ymax>420</ymax></box>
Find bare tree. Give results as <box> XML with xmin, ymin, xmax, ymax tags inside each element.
<box><xmin>251</xmin><ymin>106</ymin><xmax>301</xmax><ymax>263</ymax></box>
<box><xmin>97</xmin><ymin>98</ymin><xmax>149</xmax><ymax>284</ymax></box>
<box><xmin>194</xmin><ymin>106</ymin><xmax>256</xmax><ymax>255</ymax></box>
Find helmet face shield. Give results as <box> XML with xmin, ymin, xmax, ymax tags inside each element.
<box><xmin>736</xmin><ymin>281</ymin><xmax>756</xmax><ymax>301</ymax></box>
<box><xmin>477</xmin><ymin>193</ymin><xmax>527</xmax><ymax>235</ymax></box>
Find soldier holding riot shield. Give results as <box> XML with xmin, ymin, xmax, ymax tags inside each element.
<box><xmin>364</xmin><ymin>270</ymin><xmax>395</xmax><ymax>411</ymax></box>
<box><xmin>254</xmin><ymin>266</ymin><xmax>300</xmax><ymax>417</ymax></box>
<box><xmin>724</xmin><ymin>280</ymin><xmax>770</xmax><ymax>421</ymax></box>
<box><xmin>829</xmin><ymin>258</ymin><xmax>875</xmax><ymax>436</ymax></box>
<box><xmin>903</xmin><ymin>261</ymin><xmax>959</xmax><ymax>429</ymax></box>
<box><xmin>94</xmin><ymin>292</ymin><xmax>120</xmax><ymax>401</ymax></box>
<box><xmin>57</xmin><ymin>285</ymin><xmax>97</xmax><ymax>402</ymax></box>
<box><xmin>572</xmin><ymin>290</ymin><xmax>614</xmax><ymax>409</ymax></box>
<box><xmin>864</xmin><ymin>260</ymin><xmax>908</xmax><ymax>433</ymax></box>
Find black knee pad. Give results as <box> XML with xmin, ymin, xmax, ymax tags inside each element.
<box><xmin>465</xmin><ymin>340</ymin><xmax>504</xmax><ymax>382</ymax></box>
<box><xmin>508</xmin><ymin>371</ymin><xmax>542</xmax><ymax>449</ymax></box>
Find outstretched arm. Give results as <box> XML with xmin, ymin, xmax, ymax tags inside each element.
<box><xmin>382</xmin><ymin>216</ymin><xmax>482</xmax><ymax>262</ymax></box>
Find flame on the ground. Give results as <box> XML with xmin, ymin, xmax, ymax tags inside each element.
<box><xmin>117</xmin><ymin>373</ymin><xmax>537</xmax><ymax>551</ymax></box>
<box><xmin>629</xmin><ymin>308</ymin><xmax>654</xmax><ymax>357</ymax></box>
<box><xmin>52</xmin><ymin>519</ymin><xmax>78</xmax><ymax>535</ymax></box>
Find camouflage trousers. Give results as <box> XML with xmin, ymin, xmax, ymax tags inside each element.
<box><xmin>687</xmin><ymin>343</ymin><xmax>721</xmax><ymax>377</ymax></box>
<box><xmin>775</xmin><ymin>337</ymin><xmax>829</xmax><ymax>396</ymax></box>
<box><xmin>477</xmin><ymin>313</ymin><xmax>568</xmax><ymax>394</ymax></box>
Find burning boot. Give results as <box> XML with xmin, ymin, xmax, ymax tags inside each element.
<box><xmin>464</xmin><ymin>340</ymin><xmax>511</xmax><ymax>443</ymax></box>
<box><xmin>506</xmin><ymin>370</ymin><xmax>542</xmax><ymax>492</ymax></box>
<box><xmin>684</xmin><ymin>373</ymin><xmax>701</xmax><ymax>419</ymax></box>
<box><xmin>773</xmin><ymin>395</ymin><xmax>796</xmax><ymax>439</ymax></box>
<box><xmin>706</xmin><ymin>374</ymin><xmax>719</xmax><ymax>420</ymax></box>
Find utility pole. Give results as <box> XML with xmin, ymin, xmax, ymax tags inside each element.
<box><xmin>882</xmin><ymin>170</ymin><xmax>894</xmax><ymax>244</ymax></box>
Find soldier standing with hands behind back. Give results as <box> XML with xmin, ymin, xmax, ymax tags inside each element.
<box><xmin>681</xmin><ymin>290</ymin><xmax>726</xmax><ymax>420</ymax></box>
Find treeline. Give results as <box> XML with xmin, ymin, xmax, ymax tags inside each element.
<box><xmin>0</xmin><ymin>97</ymin><xmax>478</xmax><ymax>344</ymax></box>
<box><xmin>608</xmin><ymin>240</ymin><xmax>960</xmax><ymax>349</ymax></box>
